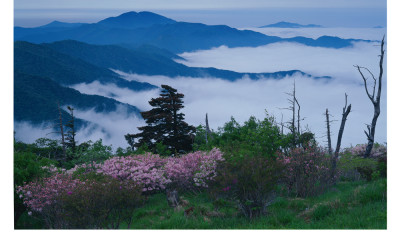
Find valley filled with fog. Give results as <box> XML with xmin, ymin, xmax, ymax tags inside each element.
<box><xmin>14</xmin><ymin>25</ymin><xmax>387</xmax><ymax>150</ymax></box>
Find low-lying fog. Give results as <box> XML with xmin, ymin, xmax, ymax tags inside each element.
<box><xmin>14</xmin><ymin>28</ymin><xmax>387</xmax><ymax>150</ymax></box>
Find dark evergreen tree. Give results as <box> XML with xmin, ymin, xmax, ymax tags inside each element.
<box><xmin>126</xmin><ymin>85</ymin><xmax>195</xmax><ymax>154</ymax></box>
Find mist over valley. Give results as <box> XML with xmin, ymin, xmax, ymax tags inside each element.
<box><xmin>14</xmin><ymin>11</ymin><xmax>387</xmax><ymax>149</ymax></box>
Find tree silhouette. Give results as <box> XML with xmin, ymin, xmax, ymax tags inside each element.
<box><xmin>354</xmin><ymin>35</ymin><xmax>385</xmax><ymax>158</ymax></box>
<box><xmin>126</xmin><ymin>85</ymin><xmax>195</xmax><ymax>154</ymax></box>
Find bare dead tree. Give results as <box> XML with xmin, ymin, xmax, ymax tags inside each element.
<box><xmin>295</xmin><ymin>96</ymin><xmax>301</xmax><ymax>135</ymax></box>
<box><xmin>333</xmin><ymin>94</ymin><xmax>351</xmax><ymax>182</ymax></box>
<box><xmin>354</xmin><ymin>35</ymin><xmax>385</xmax><ymax>158</ymax></box>
<box><xmin>65</xmin><ymin>106</ymin><xmax>77</xmax><ymax>156</ymax></box>
<box><xmin>205</xmin><ymin>113</ymin><xmax>212</xmax><ymax>145</ymax></box>
<box><xmin>57</xmin><ymin>102</ymin><xmax>67</xmax><ymax>164</ymax></box>
<box><xmin>284</xmin><ymin>81</ymin><xmax>297</xmax><ymax>147</ymax></box>
<box><xmin>281</xmin><ymin>80</ymin><xmax>307</xmax><ymax>148</ymax></box>
<box><xmin>325</xmin><ymin>109</ymin><xmax>333</xmax><ymax>157</ymax></box>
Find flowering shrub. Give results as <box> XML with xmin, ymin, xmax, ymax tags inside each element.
<box><xmin>97</xmin><ymin>149</ymin><xmax>223</xmax><ymax>193</ymax></box>
<box><xmin>212</xmin><ymin>149</ymin><xmax>284</xmax><ymax>218</ymax></box>
<box><xmin>164</xmin><ymin>148</ymin><xmax>223</xmax><ymax>190</ymax></box>
<box><xmin>16</xmin><ymin>173</ymin><xmax>143</xmax><ymax>229</ymax></box>
<box><xmin>280</xmin><ymin>146</ymin><xmax>333</xmax><ymax>197</ymax></box>
<box><xmin>16</xmin><ymin>173</ymin><xmax>82</xmax><ymax>214</ymax></box>
<box><xmin>338</xmin><ymin>143</ymin><xmax>387</xmax><ymax>182</ymax></box>
<box><xmin>347</xmin><ymin>143</ymin><xmax>387</xmax><ymax>159</ymax></box>
<box><xmin>97</xmin><ymin>153</ymin><xmax>170</xmax><ymax>192</ymax></box>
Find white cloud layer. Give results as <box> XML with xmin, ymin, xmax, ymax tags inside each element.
<box><xmin>176</xmin><ymin>41</ymin><xmax>385</xmax><ymax>83</ymax></box>
<box><xmin>14</xmin><ymin>27</ymin><xmax>387</xmax><ymax>150</ymax></box>
<box><xmin>242</xmin><ymin>27</ymin><xmax>386</xmax><ymax>41</ymax></box>
<box><xmin>72</xmin><ymin>105</ymin><xmax>145</xmax><ymax>149</ymax></box>
<box><xmin>14</xmin><ymin>105</ymin><xmax>146</xmax><ymax>150</ymax></box>
<box><xmin>70</xmin><ymin>80</ymin><xmax>160</xmax><ymax>111</ymax></box>
<box><xmin>14</xmin><ymin>121</ymin><xmax>59</xmax><ymax>143</ymax></box>
<box><xmin>118</xmin><ymin>72</ymin><xmax>387</xmax><ymax>148</ymax></box>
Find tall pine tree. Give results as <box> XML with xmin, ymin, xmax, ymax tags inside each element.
<box><xmin>126</xmin><ymin>85</ymin><xmax>195</xmax><ymax>154</ymax></box>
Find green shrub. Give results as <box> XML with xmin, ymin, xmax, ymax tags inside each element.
<box><xmin>194</xmin><ymin>114</ymin><xmax>283</xmax><ymax>158</ymax></box>
<box><xmin>377</xmin><ymin>154</ymin><xmax>387</xmax><ymax>178</ymax></box>
<box><xmin>338</xmin><ymin>153</ymin><xmax>380</xmax><ymax>182</ymax></box>
<box><xmin>14</xmin><ymin>150</ymin><xmax>57</xmax><ymax>228</ymax></box>
<box><xmin>353</xmin><ymin>158</ymin><xmax>379</xmax><ymax>182</ymax></box>
<box><xmin>57</xmin><ymin>177</ymin><xmax>144</xmax><ymax>229</ymax></box>
<box><xmin>212</xmin><ymin>149</ymin><xmax>284</xmax><ymax>218</ymax></box>
<box><xmin>64</xmin><ymin>139</ymin><xmax>113</xmax><ymax>169</ymax></box>
<box><xmin>14</xmin><ymin>151</ymin><xmax>57</xmax><ymax>186</ymax></box>
<box><xmin>337</xmin><ymin>152</ymin><xmax>362</xmax><ymax>182</ymax></box>
<box><xmin>280</xmin><ymin>146</ymin><xmax>333</xmax><ymax>197</ymax></box>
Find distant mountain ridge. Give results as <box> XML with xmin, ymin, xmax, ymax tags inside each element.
<box><xmin>14</xmin><ymin>71</ymin><xmax>141</xmax><ymax>127</ymax></box>
<box><xmin>14</xmin><ymin>41</ymin><xmax>152</xmax><ymax>127</ymax></box>
<box><xmin>43</xmin><ymin>40</ymin><xmax>328</xmax><ymax>81</ymax></box>
<box><xmin>14</xmin><ymin>41</ymin><xmax>156</xmax><ymax>91</ymax></box>
<box><xmin>14</xmin><ymin>11</ymin><xmax>368</xmax><ymax>53</ymax></box>
<box><xmin>14</xmin><ymin>39</ymin><xmax>330</xmax><ymax>128</ymax></box>
<box><xmin>97</xmin><ymin>11</ymin><xmax>176</xmax><ymax>29</ymax></box>
<box><xmin>260</xmin><ymin>21</ymin><xmax>322</xmax><ymax>28</ymax></box>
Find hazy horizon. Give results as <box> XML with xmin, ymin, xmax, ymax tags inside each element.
<box><xmin>14</xmin><ymin>7</ymin><xmax>386</xmax><ymax>28</ymax></box>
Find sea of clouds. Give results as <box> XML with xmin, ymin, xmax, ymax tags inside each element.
<box><xmin>14</xmin><ymin>27</ymin><xmax>387</xmax><ymax>149</ymax></box>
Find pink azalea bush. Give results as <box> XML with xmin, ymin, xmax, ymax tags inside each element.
<box><xmin>279</xmin><ymin>146</ymin><xmax>333</xmax><ymax>197</ymax></box>
<box><xmin>164</xmin><ymin>148</ymin><xmax>223</xmax><ymax>190</ymax></box>
<box><xmin>16</xmin><ymin>148</ymin><xmax>224</xmax><ymax>228</ymax></box>
<box><xmin>97</xmin><ymin>153</ymin><xmax>170</xmax><ymax>192</ymax></box>
<box><xmin>97</xmin><ymin>149</ymin><xmax>223</xmax><ymax>192</ymax></box>
<box><xmin>347</xmin><ymin>143</ymin><xmax>387</xmax><ymax>159</ymax></box>
<box><xmin>16</xmin><ymin>173</ymin><xmax>83</xmax><ymax>214</ymax></box>
<box><xmin>16</xmin><ymin>173</ymin><xmax>143</xmax><ymax>229</ymax></box>
<box><xmin>65</xmin><ymin>148</ymin><xmax>223</xmax><ymax>193</ymax></box>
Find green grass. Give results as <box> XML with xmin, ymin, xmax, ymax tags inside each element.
<box><xmin>121</xmin><ymin>179</ymin><xmax>387</xmax><ymax>229</ymax></box>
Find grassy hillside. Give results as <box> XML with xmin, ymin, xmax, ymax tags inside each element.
<box><xmin>119</xmin><ymin>179</ymin><xmax>386</xmax><ymax>229</ymax></box>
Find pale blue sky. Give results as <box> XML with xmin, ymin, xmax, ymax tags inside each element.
<box><xmin>14</xmin><ymin>0</ymin><xmax>386</xmax><ymax>9</ymax></box>
<box><xmin>14</xmin><ymin>0</ymin><xmax>386</xmax><ymax>28</ymax></box>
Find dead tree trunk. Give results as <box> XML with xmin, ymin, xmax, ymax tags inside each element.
<box><xmin>332</xmin><ymin>94</ymin><xmax>351</xmax><ymax>182</ymax></box>
<box><xmin>292</xmin><ymin>82</ymin><xmax>296</xmax><ymax>145</ymax></box>
<box><xmin>284</xmin><ymin>81</ymin><xmax>297</xmax><ymax>147</ymax></box>
<box><xmin>205</xmin><ymin>113</ymin><xmax>212</xmax><ymax>145</ymax></box>
<box><xmin>295</xmin><ymin>97</ymin><xmax>301</xmax><ymax>135</ymax></box>
<box><xmin>354</xmin><ymin>35</ymin><xmax>385</xmax><ymax>158</ymax></box>
<box><xmin>325</xmin><ymin>109</ymin><xmax>333</xmax><ymax>158</ymax></box>
<box><xmin>57</xmin><ymin>102</ymin><xmax>67</xmax><ymax>164</ymax></box>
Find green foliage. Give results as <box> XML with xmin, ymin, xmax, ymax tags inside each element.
<box><xmin>281</xmin><ymin>146</ymin><xmax>333</xmax><ymax>198</ymax></box>
<box><xmin>337</xmin><ymin>152</ymin><xmax>362</xmax><ymax>182</ymax></box>
<box><xmin>194</xmin><ymin>114</ymin><xmax>283</xmax><ymax>158</ymax></box>
<box><xmin>127</xmin><ymin>85</ymin><xmax>196</xmax><ymax>154</ymax></box>
<box><xmin>64</xmin><ymin>139</ymin><xmax>113</xmax><ymax>168</ymax></box>
<box><xmin>212</xmin><ymin>150</ymin><xmax>284</xmax><ymax>218</ymax></box>
<box><xmin>14</xmin><ymin>144</ymin><xmax>58</xmax><ymax>228</ymax></box>
<box><xmin>312</xmin><ymin>204</ymin><xmax>332</xmax><ymax>221</ymax></box>
<box><xmin>337</xmin><ymin>149</ymin><xmax>386</xmax><ymax>182</ymax></box>
<box><xmin>14</xmin><ymin>151</ymin><xmax>57</xmax><ymax>186</ymax></box>
<box><xmin>50</xmin><ymin>177</ymin><xmax>144</xmax><ymax>229</ymax></box>
<box><xmin>377</xmin><ymin>154</ymin><xmax>387</xmax><ymax>178</ymax></box>
<box><xmin>117</xmin><ymin>179</ymin><xmax>386</xmax><ymax>229</ymax></box>
<box><xmin>155</xmin><ymin>142</ymin><xmax>172</xmax><ymax>156</ymax></box>
<box><xmin>351</xmin><ymin>157</ymin><xmax>380</xmax><ymax>181</ymax></box>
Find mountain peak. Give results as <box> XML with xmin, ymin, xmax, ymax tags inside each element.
<box><xmin>39</xmin><ymin>21</ymin><xmax>85</xmax><ymax>29</ymax></box>
<box><xmin>97</xmin><ymin>11</ymin><xmax>176</xmax><ymax>29</ymax></box>
<box><xmin>260</xmin><ymin>21</ymin><xmax>322</xmax><ymax>28</ymax></box>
